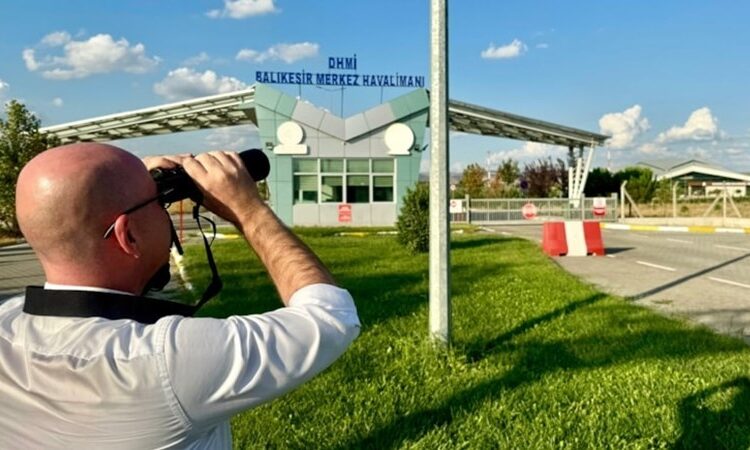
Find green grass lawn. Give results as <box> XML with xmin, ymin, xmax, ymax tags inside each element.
<box><xmin>181</xmin><ymin>229</ymin><xmax>750</xmax><ymax>449</ymax></box>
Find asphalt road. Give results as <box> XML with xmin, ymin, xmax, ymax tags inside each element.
<box><xmin>486</xmin><ymin>224</ymin><xmax>750</xmax><ymax>341</ymax></box>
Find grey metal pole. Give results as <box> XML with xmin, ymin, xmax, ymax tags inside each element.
<box><xmin>429</xmin><ymin>0</ymin><xmax>451</xmax><ymax>345</ymax></box>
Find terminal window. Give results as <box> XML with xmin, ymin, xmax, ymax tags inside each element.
<box><xmin>321</xmin><ymin>176</ymin><xmax>343</xmax><ymax>202</ymax></box>
<box><xmin>293</xmin><ymin>159</ymin><xmax>319</xmax><ymax>203</ymax></box>
<box><xmin>292</xmin><ymin>157</ymin><xmax>396</xmax><ymax>204</ymax></box>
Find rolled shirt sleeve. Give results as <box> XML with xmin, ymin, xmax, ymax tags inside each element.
<box><xmin>161</xmin><ymin>284</ymin><xmax>360</xmax><ymax>430</ymax></box>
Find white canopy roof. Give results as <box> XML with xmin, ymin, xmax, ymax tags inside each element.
<box><xmin>41</xmin><ymin>85</ymin><xmax>608</xmax><ymax>148</ymax></box>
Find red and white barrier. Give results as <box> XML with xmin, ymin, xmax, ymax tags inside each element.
<box><xmin>542</xmin><ymin>221</ymin><xmax>605</xmax><ymax>257</ymax></box>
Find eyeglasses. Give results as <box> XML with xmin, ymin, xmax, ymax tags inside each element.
<box><xmin>102</xmin><ymin>194</ymin><xmax>168</xmax><ymax>239</ymax></box>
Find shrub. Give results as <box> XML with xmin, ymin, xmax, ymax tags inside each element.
<box><xmin>396</xmin><ymin>182</ymin><xmax>429</xmax><ymax>253</ymax></box>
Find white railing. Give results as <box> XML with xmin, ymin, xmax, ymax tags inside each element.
<box><xmin>451</xmin><ymin>195</ymin><xmax>618</xmax><ymax>224</ymax></box>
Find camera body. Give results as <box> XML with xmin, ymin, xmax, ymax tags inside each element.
<box><xmin>149</xmin><ymin>149</ymin><xmax>270</xmax><ymax>204</ymax></box>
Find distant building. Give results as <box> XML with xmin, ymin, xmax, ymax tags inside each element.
<box><xmin>637</xmin><ymin>159</ymin><xmax>750</xmax><ymax>197</ymax></box>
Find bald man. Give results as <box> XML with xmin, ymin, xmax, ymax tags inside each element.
<box><xmin>0</xmin><ymin>143</ymin><xmax>360</xmax><ymax>449</ymax></box>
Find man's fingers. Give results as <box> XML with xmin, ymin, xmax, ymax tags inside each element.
<box><xmin>142</xmin><ymin>156</ymin><xmax>178</xmax><ymax>171</ymax></box>
<box><xmin>182</xmin><ymin>156</ymin><xmax>208</xmax><ymax>177</ymax></box>
<box><xmin>142</xmin><ymin>154</ymin><xmax>193</xmax><ymax>171</ymax></box>
<box><xmin>198</xmin><ymin>151</ymin><xmax>242</xmax><ymax>173</ymax></box>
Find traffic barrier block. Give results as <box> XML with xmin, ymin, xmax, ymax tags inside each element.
<box><xmin>582</xmin><ymin>221</ymin><xmax>605</xmax><ymax>255</ymax></box>
<box><xmin>542</xmin><ymin>222</ymin><xmax>568</xmax><ymax>256</ymax></box>
<box><xmin>542</xmin><ymin>221</ymin><xmax>605</xmax><ymax>256</ymax></box>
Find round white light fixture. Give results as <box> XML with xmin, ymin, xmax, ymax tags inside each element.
<box><xmin>384</xmin><ymin>123</ymin><xmax>414</xmax><ymax>155</ymax></box>
<box><xmin>277</xmin><ymin>121</ymin><xmax>304</xmax><ymax>145</ymax></box>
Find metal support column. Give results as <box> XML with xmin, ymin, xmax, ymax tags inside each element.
<box><xmin>429</xmin><ymin>0</ymin><xmax>451</xmax><ymax>345</ymax></box>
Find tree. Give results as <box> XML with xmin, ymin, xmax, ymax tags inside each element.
<box><xmin>496</xmin><ymin>158</ymin><xmax>520</xmax><ymax>185</ymax></box>
<box><xmin>0</xmin><ymin>100</ymin><xmax>59</xmax><ymax>235</ymax></box>
<box><xmin>457</xmin><ymin>163</ymin><xmax>487</xmax><ymax>198</ymax></box>
<box><xmin>395</xmin><ymin>182</ymin><xmax>429</xmax><ymax>254</ymax></box>
<box><xmin>584</xmin><ymin>167</ymin><xmax>619</xmax><ymax>197</ymax></box>
<box><xmin>486</xmin><ymin>158</ymin><xmax>521</xmax><ymax>198</ymax></box>
<box><xmin>522</xmin><ymin>157</ymin><xmax>567</xmax><ymax>198</ymax></box>
<box><xmin>616</xmin><ymin>167</ymin><xmax>656</xmax><ymax>203</ymax></box>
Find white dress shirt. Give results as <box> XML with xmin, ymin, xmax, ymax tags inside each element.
<box><xmin>0</xmin><ymin>283</ymin><xmax>360</xmax><ymax>449</ymax></box>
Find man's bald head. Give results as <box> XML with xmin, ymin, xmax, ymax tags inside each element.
<box><xmin>16</xmin><ymin>143</ymin><xmax>154</xmax><ymax>265</ymax></box>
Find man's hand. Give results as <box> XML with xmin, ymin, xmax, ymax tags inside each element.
<box><xmin>141</xmin><ymin>154</ymin><xmax>192</xmax><ymax>172</ymax></box>
<box><xmin>181</xmin><ymin>151</ymin><xmax>263</xmax><ymax>226</ymax></box>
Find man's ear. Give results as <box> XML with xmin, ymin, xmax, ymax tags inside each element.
<box><xmin>112</xmin><ymin>214</ymin><xmax>141</xmax><ymax>259</ymax></box>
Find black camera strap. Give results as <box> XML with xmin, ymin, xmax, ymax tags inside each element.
<box><xmin>23</xmin><ymin>286</ymin><xmax>196</xmax><ymax>324</ymax></box>
<box><xmin>192</xmin><ymin>204</ymin><xmax>223</xmax><ymax>310</ymax></box>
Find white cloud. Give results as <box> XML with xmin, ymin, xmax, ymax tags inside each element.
<box><xmin>235</xmin><ymin>49</ymin><xmax>260</xmax><ymax>61</ymax></box>
<box><xmin>487</xmin><ymin>142</ymin><xmax>561</xmax><ymax>165</ymax></box>
<box><xmin>598</xmin><ymin>105</ymin><xmax>650</xmax><ymax>149</ymax></box>
<box><xmin>0</xmin><ymin>79</ymin><xmax>8</xmax><ymax>104</ymax></box>
<box><xmin>419</xmin><ymin>156</ymin><xmax>467</xmax><ymax>175</ymax></box>
<box><xmin>182</xmin><ymin>52</ymin><xmax>210</xmax><ymax>66</ymax></box>
<box><xmin>52</xmin><ymin>97</ymin><xmax>63</xmax><ymax>107</ymax></box>
<box><xmin>656</xmin><ymin>107</ymin><xmax>721</xmax><ymax>143</ymax></box>
<box><xmin>23</xmin><ymin>33</ymin><xmax>160</xmax><ymax>79</ymax></box>
<box><xmin>685</xmin><ymin>146</ymin><xmax>711</xmax><ymax>160</ymax></box>
<box><xmin>236</xmin><ymin>42</ymin><xmax>319</xmax><ymax>64</ymax></box>
<box><xmin>450</xmin><ymin>161</ymin><xmax>466</xmax><ymax>174</ymax></box>
<box><xmin>419</xmin><ymin>156</ymin><xmax>430</xmax><ymax>174</ymax></box>
<box><xmin>153</xmin><ymin>67</ymin><xmax>248</xmax><ymax>100</ymax></box>
<box><xmin>207</xmin><ymin>0</ymin><xmax>278</xmax><ymax>19</ymax></box>
<box><xmin>205</xmin><ymin>125</ymin><xmax>261</xmax><ymax>150</ymax></box>
<box><xmin>22</xmin><ymin>49</ymin><xmax>39</xmax><ymax>71</ymax></box>
<box><xmin>637</xmin><ymin>142</ymin><xmax>666</xmax><ymax>155</ymax></box>
<box><xmin>41</xmin><ymin>31</ymin><xmax>71</xmax><ymax>46</ymax></box>
<box><xmin>481</xmin><ymin>39</ymin><xmax>527</xmax><ymax>59</ymax></box>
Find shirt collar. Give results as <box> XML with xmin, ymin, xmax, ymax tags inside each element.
<box><xmin>44</xmin><ymin>282</ymin><xmax>135</xmax><ymax>297</ymax></box>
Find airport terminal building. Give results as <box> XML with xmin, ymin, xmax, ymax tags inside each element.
<box><xmin>42</xmin><ymin>83</ymin><xmax>607</xmax><ymax>226</ymax></box>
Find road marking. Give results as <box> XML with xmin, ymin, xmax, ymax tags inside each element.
<box><xmin>716</xmin><ymin>227</ymin><xmax>745</xmax><ymax>234</ymax></box>
<box><xmin>666</xmin><ymin>238</ymin><xmax>691</xmax><ymax>244</ymax></box>
<box><xmin>602</xmin><ymin>223</ymin><xmax>630</xmax><ymax>230</ymax></box>
<box><xmin>708</xmin><ymin>277</ymin><xmax>750</xmax><ymax>289</ymax></box>
<box><xmin>606</xmin><ymin>254</ymin><xmax>616</xmax><ymax>258</ymax></box>
<box><xmin>660</xmin><ymin>226</ymin><xmax>690</xmax><ymax>233</ymax></box>
<box><xmin>631</xmin><ymin>225</ymin><xmax>660</xmax><ymax>232</ymax></box>
<box><xmin>636</xmin><ymin>260</ymin><xmax>677</xmax><ymax>272</ymax></box>
<box><xmin>714</xmin><ymin>244</ymin><xmax>750</xmax><ymax>252</ymax></box>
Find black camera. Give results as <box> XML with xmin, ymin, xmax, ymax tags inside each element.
<box><xmin>150</xmin><ymin>149</ymin><xmax>270</xmax><ymax>204</ymax></box>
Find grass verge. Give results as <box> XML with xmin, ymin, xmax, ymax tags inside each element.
<box><xmin>182</xmin><ymin>230</ymin><xmax>750</xmax><ymax>449</ymax></box>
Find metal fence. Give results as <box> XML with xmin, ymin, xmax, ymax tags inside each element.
<box><xmin>450</xmin><ymin>196</ymin><xmax>618</xmax><ymax>224</ymax></box>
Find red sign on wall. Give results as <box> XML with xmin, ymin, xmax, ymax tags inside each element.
<box><xmin>338</xmin><ymin>204</ymin><xmax>352</xmax><ymax>223</ymax></box>
<box><xmin>521</xmin><ymin>202</ymin><xmax>537</xmax><ymax>220</ymax></box>
<box><xmin>592</xmin><ymin>197</ymin><xmax>607</xmax><ymax>217</ymax></box>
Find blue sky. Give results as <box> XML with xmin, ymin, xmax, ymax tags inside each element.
<box><xmin>2</xmin><ymin>0</ymin><xmax>750</xmax><ymax>172</ymax></box>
